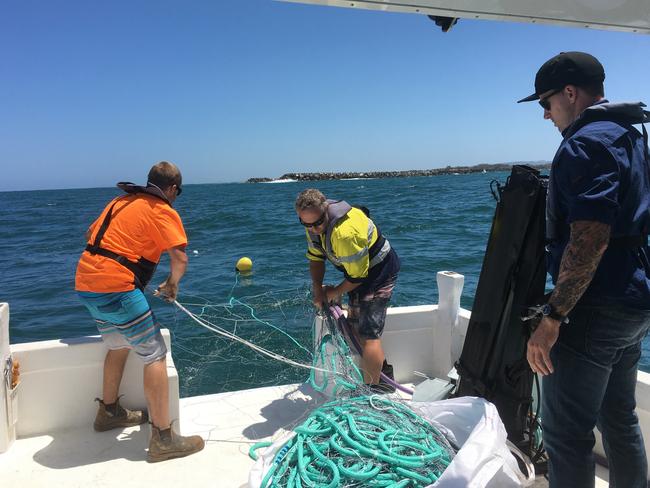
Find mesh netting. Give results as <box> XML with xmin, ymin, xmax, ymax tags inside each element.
<box><xmin>170</xmin><ymin>275</ymin><xmax>456</xmax><ymax>487</ymax></box>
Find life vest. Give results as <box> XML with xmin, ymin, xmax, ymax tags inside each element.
<box><xmin>84</xmin><ymin>182</ymin><xmax>170</xmax><ymax>290</ymax></box>
<box><xmin>307</xmin><ymin>200</ymin><xmax>392</xmax><ymax>273</ymax></box>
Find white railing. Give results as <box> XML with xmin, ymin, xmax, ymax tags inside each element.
<box><xmin>0</xmin><ymin>302</ymin><xmax>179</xmax><ymax>452</ymax></box>
<box><xmin>2</xmin><ymin>268</ymin><xmax>649</xmax><ymax>471</ymax></box>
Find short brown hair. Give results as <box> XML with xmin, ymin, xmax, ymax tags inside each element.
<box><xmin>148</xmin><ymin>161</ymin><xmax>182</xmax><ymax>190</ymax></box>
<box><xmin>295</xmin><ymin>188</ymin><xmax>327</xmax><ymax>212</ymax></box>
<box><xmin>580</xmin><ymin>82</ymin><xmax>605</xmax><ymax>99</ymax></box>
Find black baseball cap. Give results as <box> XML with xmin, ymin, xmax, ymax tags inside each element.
<box><xmin>517</xmin><ymin>51</ymin><xmax>605</xmax><ymax>103</ymax></box>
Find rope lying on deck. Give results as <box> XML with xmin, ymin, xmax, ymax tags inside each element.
<box><xmin>250</xmin><ymin>395</ymin><xmax>455</xmax><ymax>488</ymax></box>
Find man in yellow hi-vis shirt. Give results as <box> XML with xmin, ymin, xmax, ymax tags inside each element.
<box><xmin>295</xmin><ymin>189</ymin><xmax>400</xmax><ymax>392</ymax></box>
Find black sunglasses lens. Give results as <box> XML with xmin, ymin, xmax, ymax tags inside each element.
<box><xmin>539</xmin><ymin>88</ymin><xmax>562</xmax><ymax>110</ymax></box>
<box><xmin>300</xmin><ymin>213</ymin><xmax>324</xmax><ymax>228</ymax></box>
<box><xmin>177</xmin><ymin>186</ymin><xmax>182</xmax><ymax>196</ymax></box>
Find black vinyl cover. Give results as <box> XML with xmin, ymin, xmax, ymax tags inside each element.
<box><xmin>456</xmin><ymin>165</ymin><xmax>547</xmax><ymax>444</ymax></box>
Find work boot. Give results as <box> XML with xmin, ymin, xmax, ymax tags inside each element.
<box><xmin>94</xmin><ymin>397</ymin><xmax>148</xmax><ymax>432</ymax></box>
<box><xmin>147</xmin><ymin>424</ymin><xmax>205</xmax><ymax>463</ymax></box>
<box><xmin>368</xmin><ymin>360</ymin><xmax>397</xmax><ymax>394</ymax></box>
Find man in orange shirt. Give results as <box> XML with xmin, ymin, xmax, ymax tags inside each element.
<box><xmin>75</xmin><ymin>161</ymin><xmax>204</xmax><ymax>462</ymax></box>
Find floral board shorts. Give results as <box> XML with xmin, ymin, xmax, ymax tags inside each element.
<box><xmin>347</xmin><ymin>275</ymin><xmax>397</xmax><ymax>340</ymax></box>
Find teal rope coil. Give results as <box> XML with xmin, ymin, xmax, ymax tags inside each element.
<box><xmin>250</xmin><ymin>396</ymin><xmax>455</xmax><ymax>488</ymax></box>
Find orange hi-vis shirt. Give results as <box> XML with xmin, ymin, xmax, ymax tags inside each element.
<box><xmin>75</xmin><ymin>193</ymin><xmax>187</xmax><ymax>293</ymax></box>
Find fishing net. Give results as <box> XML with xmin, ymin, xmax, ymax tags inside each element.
<box><xmin>169</xmin><ymin>275</ymin><xmax>457</xmax><ymax>487</ymax></box>
<box><xmin>168</xmin><ymin>282</ymin><xmax>316</xmax><ymax>397</ymax></box>
<box><xmin>308</xmin><ymin>305</ymin><xmax>364</xmax><ymax>396</ymax></box>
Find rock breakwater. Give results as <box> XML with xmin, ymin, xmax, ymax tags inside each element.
<box><xmin>247</xmin><ymin>162</ymin><xmax>550</xmax><ymax>183</ymax></box>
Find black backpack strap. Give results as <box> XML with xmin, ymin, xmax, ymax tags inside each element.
<box><xmin>642</xmin><ymin>124</ymin><xmax>650</xmax><ymax>236</ymax></box>
<box><xmin>85</xmin><ymin>197</ymin><xmax>156</xmax><ymax>290</ymax></box>
<box><xmin>84</xmin><ymin>245</ymin><xmax>156</xmax><ymax>290</ymax></box>
<box><xmin>352</xmin><ymin>205</ymin><xmax>370</xmax><ymax>217</ymax></box>
<box><xmin>609</xmin><ymin>235</ymin><xmax>648</xmax><ymax>248</ymax></box>
<box><xmin>87</xmin><ymin>199</ymin><xmax>123</xmax><ymax>252</ymax></box>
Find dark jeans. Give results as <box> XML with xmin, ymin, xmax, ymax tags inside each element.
<box><xmin>542</xmin><ymin>303</ymin><xmax>650</xmax><ymax>488</ymax></box>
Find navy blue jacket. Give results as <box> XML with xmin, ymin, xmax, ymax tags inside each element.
<box><xmin>546</xmin><ymin>101</ymin><xmax>650</xmax><ymax>309</ymax></box>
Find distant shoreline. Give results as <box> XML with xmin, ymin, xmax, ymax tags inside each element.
<box><xmin>246</xmin><ymin>162</ymin><xmax>551</xmax><ymax>183</ymax></box>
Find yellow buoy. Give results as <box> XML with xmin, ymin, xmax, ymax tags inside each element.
<box><xmin>236</xmin><ymin>256</ymin><xmax>253</xmax><ymax>273</ymax></box>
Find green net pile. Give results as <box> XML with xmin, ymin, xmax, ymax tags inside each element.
<box><xmin>252</xmin><ymin>395</ymin><xmax>455</xmax><ymax>488</ymax></box>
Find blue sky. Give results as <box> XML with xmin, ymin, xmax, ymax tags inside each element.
<box><xmin>2</xmin><ymin>1</ymin><xmax>649</xmax><ymax>191</ymax></box>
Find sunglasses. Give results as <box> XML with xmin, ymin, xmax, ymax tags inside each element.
<box><xmin>539</xmin><ymin>88</ymin><xmax>563</xmax><ymax>110</ymax></box>
<box><xmin>176</xmin><ymin>184</ymin><xmax>182</xmax><ymax>196</ymax></box>
<box><xmin>299</xmin><ymin>212</ymin><xmax>326</xmax><ymax>228</ymax></box>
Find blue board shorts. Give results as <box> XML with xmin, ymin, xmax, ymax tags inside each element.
<box><xmin>77</xmin><ymin>289</ymin><xmax>167</xmax><ymax>364</ymax></box>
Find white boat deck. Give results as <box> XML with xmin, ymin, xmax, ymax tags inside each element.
<box><xmin>1</xmin><ymin>382</ymin><xmax>611</xmax><ymax>487</ymax></box>
<box><xmin>0</xmin><ymin>383</ymin><xmax>316</xmax><ymax>487</ymax></box>
<box><xmin>2</xmin><ymin>273</ymin><xmax>647</xmax><ymax>487</ymax></box>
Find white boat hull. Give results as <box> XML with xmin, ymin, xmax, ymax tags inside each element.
<box><xmin>1</xmin><ymin>271</ymin><xmax>648</xmax><ymax>485</ymax></box>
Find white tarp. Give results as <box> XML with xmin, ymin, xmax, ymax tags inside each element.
<box><xmin>417</xmin><ymin>397</ymin><xmax>533</xmax><ymax>487</ymax></box>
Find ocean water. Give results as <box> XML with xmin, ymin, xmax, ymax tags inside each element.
<box><xmin>2</xmin><ymin>173</ymin><xmax>649</xmax><ymax>397</ymax></box>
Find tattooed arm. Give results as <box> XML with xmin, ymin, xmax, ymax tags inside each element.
<box><xmin>549</xmin><ymin>220</ymin><xmax>611</xmax><ymax>315</ymax></box>
<box><xmin>527</xmin><ymin>220</ymin><xmax>610</xmax><ymax>375</ymax></box>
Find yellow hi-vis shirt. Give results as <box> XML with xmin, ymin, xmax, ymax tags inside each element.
<box><xmin>305</xmin><ymin>207</ymin><xmax>379</xmax><ymax>282</ymax></box>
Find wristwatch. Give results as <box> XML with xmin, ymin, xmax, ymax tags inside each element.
<box><xmin>541</xmin><ymin>303</ymin><xmax>566</xmax><ymax>323</ymax></box>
